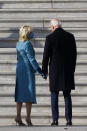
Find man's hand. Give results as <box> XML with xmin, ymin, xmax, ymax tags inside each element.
<box><xmin>42</xmin><ymin>73</ymin><xmax>47</xmax><ymax>80</ymax></box>
<box><xmin>46</xmin><ymin>74</ymin><xmax>48</xmax><ymax>77</ymax></box>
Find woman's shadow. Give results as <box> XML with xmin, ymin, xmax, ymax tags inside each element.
<box><xmin>0</xmin><ymin>27</ymin><xmax>50</xmax><ymax>48</ymax></box>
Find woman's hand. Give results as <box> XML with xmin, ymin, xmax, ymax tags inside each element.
<box><xmin>37</xmin><ymin>67</ymin><xmax>47</xmax><ymax>80</ymax></box>
<box><xmin>41</xmin><ymin>73</ymin><xmax>47</xmax><ymax>80</ymax></box>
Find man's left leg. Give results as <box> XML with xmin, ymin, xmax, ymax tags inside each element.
<box><xmin>63</xmin><ymin>90</ymin><xmax>72</xmax><ymax>126</ymax></box>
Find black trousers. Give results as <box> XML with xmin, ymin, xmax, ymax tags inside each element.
<box><xmin>51</xmin><ymin>90</ymin><xmax>72</xmax><ymax>122</ymax></box>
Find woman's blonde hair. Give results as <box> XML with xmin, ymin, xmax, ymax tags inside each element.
<box><xmin>19</xmin><ymin>25</ymin><xmax>32</xmax><ymax>42</ymax></box>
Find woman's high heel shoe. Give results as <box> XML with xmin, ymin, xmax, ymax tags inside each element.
<box><xmin>25</xmin><ymin>118</ymin><xmax>33</xmax><ymax>126</ymax></box>
<box><xmin>15</xmin><ymin>118</ymin><xmax>26</xmax><ymax>126</ymax></box>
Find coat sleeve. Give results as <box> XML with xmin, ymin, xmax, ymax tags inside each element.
<box><xmin>72</xmin><ymin>35</ymin><xmax>77</xmax><ymax>72</ymax></box>
<box><xmin>42</xmin><ymin>36</ymin><xmax>51</xmax><ymax>75</ymax></box>
<box><xmin>25</xmin><ymin>42</ymin><xmax>40</xmax><ymax>72</ymax></box>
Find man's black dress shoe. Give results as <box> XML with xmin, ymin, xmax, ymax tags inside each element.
<box><xmin>66</xmin><ymin>121</ymin><xmax>72</xmax><ymax>126</ymax></box>
<box><xmin>51</xmin><ymin>121</ymin><xmax>58</xmax><ymax>126</ymax></box>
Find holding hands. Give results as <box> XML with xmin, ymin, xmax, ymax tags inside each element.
<box><xmin>37</xmin><ymin>68</ymin><xmax>47</xmax><ymax>80</ymax></box>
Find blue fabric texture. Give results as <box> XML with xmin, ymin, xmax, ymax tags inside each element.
<box><xmin>15</xmin><ymin>40</ymin><xmax>40</xmax><ymax>103</ymax></box>
<box><xmin>37</xmin><ymin>67</ymin><xmax>47</xmax><ymax>79</ymax></box>
<box><xmin>27</xmin><ymin>32</ymin><xmax>34</xmax><ymax>40</ymax></box>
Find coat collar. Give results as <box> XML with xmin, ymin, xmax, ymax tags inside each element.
<box><xmin>54</xmin><ymin>27</ymin><xmax>63</xmax><ymax>32</ymax></box>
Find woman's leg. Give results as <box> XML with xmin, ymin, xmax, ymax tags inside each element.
<box><xmin>15</xmin><ymin>102</ymin><xmax>26</xmax><ymax>126</ymax></box>
<box><xmin>26</xmin><ymin>102</ymin><xmax>32</xmax><ymax>121</ymax></box>
<box><xmin>16</xmin><ymin>102</ymin><xmax>22</xmax><ymax>120</ymax></box>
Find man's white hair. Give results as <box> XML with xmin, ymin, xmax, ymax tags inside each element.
<box><xmin>50</xmin><ymin>19</ymin><xmax>62</xmax><ymax>27</ymax></box>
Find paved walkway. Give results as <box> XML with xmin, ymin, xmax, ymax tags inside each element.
<box><xmin>0</xmin><ymin>126</ymin><xmax>87</xmax><ymax>131</ymax></box>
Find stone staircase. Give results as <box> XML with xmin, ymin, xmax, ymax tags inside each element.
<box><xmin>0</xmin><ymin>0</ymin><xmax>87</xmax><ymax>126</ymax></box>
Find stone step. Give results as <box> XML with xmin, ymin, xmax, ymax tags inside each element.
<box><xmin>0</xmin><ymin>0</ymin><xmax>87</xmax><ymax>9</ymax></box>
<box><xmin>0</xmin><ymin>110</ymin><xmax>87</xmax><ymax>124</ymax></box>
<box><xmin>1</xmin><ymin>94</ymin><xmax>87</xmax><ymax>102</ymax></box>
<box><xmin>0</xmin><ymin>65</ymin><xmax>86</xmax><ymax>74</ymax></box>
<box><xmin>0</xmin><ymin>47</ymin><xmax>87</xmax><ymax>55</ymax></box>
<box><xmin>0</xmin><ymin>18</ymin><xmax>87</xmax><ymax>29</ymax></box>
<box><xmin>0</xmin><ymin>1</ymin><xmax>52</xmax><ymax>9</ymax></box>
<box><xmin>52</xmin><ymin>0</ymin><xmax>87</xmax><ymax>9</ymax></box>
<box><xmin>0</xmin><ymin>58</ymin><xmax>87</xmax><ymax>64</ymax></box>
<box><xmin>0</xmin><ymin>79</ymin><xmax>87</xmax><ymax>85</ymax></box>
<box><xmin>0</xmin><ymin>98</ymin><xmax>87</xmax><ymax>108</ymax></box>
<box><xmin>0</xmin><ymin>9</ymin><xmax>87</xmax><ymax>19</ymax></box>
<box><xmin>0</xmin><ymin>47</ymin><xmax>87</xmax><ymax>53</ymax></box>
<box><xmin>0</xmin><ymin>48</ymin><xmax>86</xmax><ymax>57</ymax></box>
<box><xmin>0</xmin><ymin>118</ymin><xmax>87</xmax><ymax>126</ymax></box>
<box><xmin>0</xmin><ymin>52</ymin><xmax>87</xmax><ymax>61</ymax></box>
<box><xmin>0</xmin><ymin>109</ymin><xmax>87</xmax><ymax>118</ymax></box>
<box><xmin>0</xmin><ymin>102</ymin><xmax>87</xmax><ymax>112</ymax></box>
<box><xmin>0</xmin><ymin>84</ymin><xmax>87</xmax><ymax>97</ymax></box>
<box><xmin>0</xmin><ymin>76</ymin><xmax>87</xmax><ymax>84</ymax></box>
<box><xmin>0</xmin><ymin>109</ymin><xmax>86</xmax><ymax>123</ymax></box>
<box><xmin>0</xmin><ymin>8</ymin><xmax>87</xmax><ymax>12</ymax></box>
<box><xmin>0</xmin><ymin>0</ymin><xmax>51</xmax><ymax>0</ymax></box>
<box><xmin>1</xmin><ymin>65</ymin><xmax>86</xmax><ymax>73</ymax></box>
<box><xmin>0</xmin><ymin>18</ymin><xmax>87</xmax><ymax>28</ymax></box>
<box><xmin>0</xmin><ymin>99</ymin><xmax>87</xmax><ymax>107</ymax></box>
<box><xmin>0</xmin><ymin>91</ymin><xmax>86</xmax><ymax>99</ymax></box>
<box><xmin>0</xmin><ymin>63</ymin><xmax>86</xmax><ymax>72</ymax></box>
<box><xmin>0</xmin><ymin>74</ymin><xmax>87</xmax><ymax>82</ymax></box>
<box><xmin>0</xmin><ymin>88</ymin><xmax>87</xmax><ymax>100</ymax></box>
<box><xmin>0</xmin><ymin>98</ymin><xmax>87</xmax><ymax>109</ymax></box>
<box><xmin>0</xmin><ymin>105</ymin><xmax>86</xmax><ymax>117</ymax></box>
<box><xmin>0</xmin><ymin>71</ymin><xmax>87</xmax><ymax>82</ymax></box>
<box><xmin>0</xmin><ymin>118</ymin><xmax>50</xmax><ymax>126</ymax></box>
<box><xmin>0</xmin><ymin>59</ymin><xmax>86</xmax><ymax>67</ymax></box>
<box><xmin>0</xmin><ymin>117</ymin><xmax>86</xmax><ymax>126</ymax></box>
<box><xmin>0</xmin><ymin>94</ymin><xmax>87</xmax><ymax>98</ymax></box>
<box><xmin>0</xmin><ymin>68</ymin><xmax>87</xmax><ymax>75</ymax></box>
<box><xmin>0</xmin><ymin>88</ymin><xmax>87</xmax><ymax>96</ymax></box>
<box><xmin>0</xmin><ymin>0</ymin><xmax>86</xmax><ymax>1</ymax></box>
<box><xmin>0</xmin><ymin>37</ymin><xmax>87</xmax><ymax>48</ymax></box>
<box><xmin>0</xmin><ymin>27</ymin><xmax>87</xmax><ymax>39</ymax></box>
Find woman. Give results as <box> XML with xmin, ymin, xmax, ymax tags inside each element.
<box><xmin>15</xmin><ymin>25</ymin><xmax>46</xmax><ymax>126</ymax></box>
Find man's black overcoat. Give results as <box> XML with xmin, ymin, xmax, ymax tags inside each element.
<box><xmin>42</xmin><ymin>28</ymin><xmax>77</xmax><ymax>92</ymax></box>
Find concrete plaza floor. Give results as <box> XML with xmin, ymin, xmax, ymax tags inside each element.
<box><xmin>0</xmin><ymin>126</ymin><xmax>87</xmax><ymax>131</ymax></box>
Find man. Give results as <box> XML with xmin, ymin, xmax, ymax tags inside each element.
<box><xmin>42</xmin><ymin>19</ymin><xmax>77</xmax><ymax>126</ymax></box>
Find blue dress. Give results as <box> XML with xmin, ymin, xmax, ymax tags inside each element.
<box><xmin>15</xmin><ymin>40</ymin><xmax>40</xmax><ymax>103</ymax></box>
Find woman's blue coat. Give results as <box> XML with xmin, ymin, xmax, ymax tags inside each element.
<box><xmin>15</xmin><ymin>40</ymin><xmax>40</xmax><ymax>103</ymax></box>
